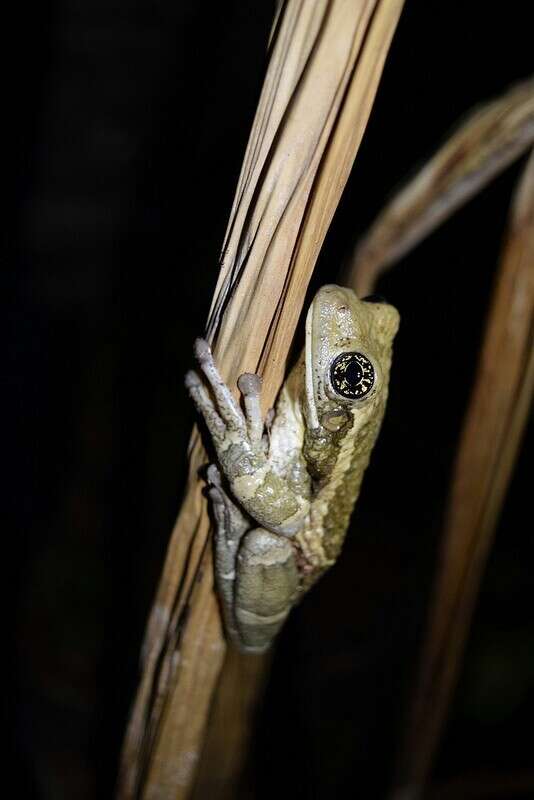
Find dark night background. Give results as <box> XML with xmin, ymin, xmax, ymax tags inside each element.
<box><xmin>6</xmin><ymin>2</ymin><xmax>532</xmax><ymax>798</ymax></box>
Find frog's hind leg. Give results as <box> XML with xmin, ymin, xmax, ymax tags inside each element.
<box><xmin>206</xmin><ymin>464</ymin><xmax>250</xmax><ymax>644</ymax></box>
<box><xmin>207</xmin><ymin>466</ymin><xmax>300</xmax><ymax>653</ymax></box>
<box><xmin>234</xmin><ymin>528</ymin><xmax>299</xmax><ymax>653</ymax></box>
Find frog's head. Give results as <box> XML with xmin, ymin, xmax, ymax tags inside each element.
<box><xmin>304</xmin><ymin>284</ymin><xmax>399</xmax><ymax>432</ymax></box>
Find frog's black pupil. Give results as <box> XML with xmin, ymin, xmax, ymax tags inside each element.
<box><xmin>330</xmin><ymin>352</ymin><xmax>375</xmax><ymax>400</ymax></box>
<box><xmin>345</xmin><ymin>359</ymin><xmax>363</xmax><ymax>386</ymax></box>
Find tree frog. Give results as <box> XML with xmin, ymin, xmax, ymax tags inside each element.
<box><xmin>185</xmin><ymin>285</ymin><xmax>399</xmax><ymax>653</ymax></box>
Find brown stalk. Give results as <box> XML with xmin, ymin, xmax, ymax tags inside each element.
<box><xmin>190</xmin><ymin>646</ymin><xmax>274</xmax><ymax>800</ymax></box>
<box><xmin>392</xmin><ymin>149</ymin><xmax>534</xmax><ymax>799</ymax></box>
<box><xmin>116</xmin><ymin>2</ymin><xmax>405</xmax><ymax>798</ymax></box>
<box><xmin>345</xmin><ymin>78</ymin><xmax>534</xmax><ymax>296</ymax></box>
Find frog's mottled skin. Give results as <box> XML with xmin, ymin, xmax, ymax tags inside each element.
<box><xmin>186</xmin><ymin>285</ymin><xmax>399</xmax><ymax>652</ymax></box>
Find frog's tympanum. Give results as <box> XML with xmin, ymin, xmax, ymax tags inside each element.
<box><xmin>186</xmin><ymin>285</ymin><xmax>399</xmax><ymax>652</ymax></box>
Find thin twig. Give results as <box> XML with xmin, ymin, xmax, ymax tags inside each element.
<box><xmin>346</xmin><ymin>78</ymin><xmax>534</xmax><ymax>296</ymax></box>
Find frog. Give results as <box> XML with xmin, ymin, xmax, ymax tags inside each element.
<box><xmin>185</xmin><ymin>284</ymin><xmax>399</xmax><ymax>653</ymax></box>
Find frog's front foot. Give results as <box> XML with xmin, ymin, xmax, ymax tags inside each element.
<box><xmin>186</xmin><ymin>338</ymin><xmax>309</xmax><ymax>538</ymax></box>
<box><xmin>185</xmin><ymin>338</ymin><xmax>266</xmax><ymax>455</ymax></box>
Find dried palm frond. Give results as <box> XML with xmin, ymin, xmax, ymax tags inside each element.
<box><xmin>117</xmin><ymin>2</ymin><xmax>405</xmax><ymax>798</ymax></box>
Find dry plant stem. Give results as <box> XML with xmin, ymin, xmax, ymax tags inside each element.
<box><xmin>190</xmin><ymin>647</ymin><xmax>274</xmax><ymax>800</ymax></box>
<box><xmin>117</xmin><ymin>2</ymin><xmax>405</xmax><ymax>798</ymax></box>
<box><xmin>346</xmin><ymin>78</ymin><xmax>534</xmax><ymax>296</ymax></box>
<box><xmin>392</xmin><ymin>149</ymin><xmax>534</xmax><ymax>800</ymax></box>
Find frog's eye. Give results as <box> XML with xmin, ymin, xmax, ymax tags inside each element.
<box><xmin>330</xmin><ymin>352</ymin><xmax>375</xmax><ymax>400</ymax></box>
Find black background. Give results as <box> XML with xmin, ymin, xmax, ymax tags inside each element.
<box><xmin>6</xmin><ymin>2</ymin><xmax>532</xmax><ymax>798</ymax></box>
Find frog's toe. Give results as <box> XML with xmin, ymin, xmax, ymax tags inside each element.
<box><xmin>185</xmin><ymin>371</ymin><xmax>225</xmax><ymax>439</ymax></box>
<box><xmin>237</xmin><ymin>373</ymin><xmax>264</xmax><ymax>447</ymax></box>
<box><xmin>193</xmin><ymin>340</ymin><xmax>245</xmax><ymax>432</ymax></box>
<box><xmin>207</xmin><ymin>463</ymin><xmax>223</xmax><ymax>487</ymax></box>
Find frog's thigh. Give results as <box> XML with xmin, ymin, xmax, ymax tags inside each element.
<box><xmin>235</xmin><ymin>529</ymin><xmax>299</xmax><ymax>653</ymax></box>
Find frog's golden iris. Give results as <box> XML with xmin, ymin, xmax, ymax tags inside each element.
<box><xmin>330</xmin><ymin>351</ymin><xmax>375</xmax><ymax>400</ymax></box>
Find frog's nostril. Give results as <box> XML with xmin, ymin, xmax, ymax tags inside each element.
<box><xmin>362</xmin><ymin>294</ymin><xmax>387</xmax><ymax>304</ymax></box>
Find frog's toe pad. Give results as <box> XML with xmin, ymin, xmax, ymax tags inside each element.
<box><xmin>206</xmin><ymin>463</ymin><xmax>222</xmax><ymax>487</ymax></box>
<box><xmin>184</xmin><ymin>369</ymin><xmax>201</xmax><ymax>389</ymax></box>
<box><xmin>194</xmin><ymin>337</ymin><xmax>212</xmax><ymax>362</ymax></box>
<box><xmin>237</xmin><ymin>373</ymin><xmax>262</xmax><ymax>396</ymax></box>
